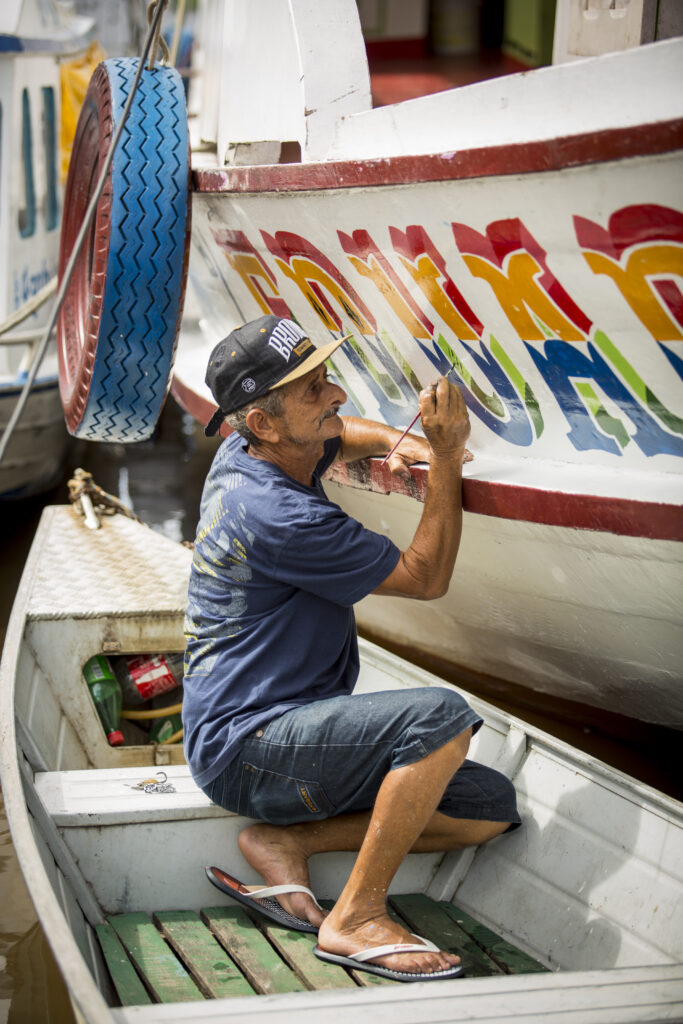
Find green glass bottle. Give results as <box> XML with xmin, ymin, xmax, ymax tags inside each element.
<box><xmin>83</xmin><ymin>655</ymin><xmax>124</xmax><ymax>747</ymax></box>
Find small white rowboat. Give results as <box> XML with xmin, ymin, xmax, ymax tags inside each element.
<box><xmin>0</xmin><ymin>506</ymin><xmax>681</xmax><ymax>1022</ymax></box>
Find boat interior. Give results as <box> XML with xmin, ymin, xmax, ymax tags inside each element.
<box><xmin>3</xmin><ymin>506</ymin><xmax>681</xmax><ymax>1015</ymax></box>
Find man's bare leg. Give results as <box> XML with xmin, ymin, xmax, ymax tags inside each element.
<box><xmin>238</xmin><ymin>728</ymin><xmax>511</xmax><ymax>974</ymax></box>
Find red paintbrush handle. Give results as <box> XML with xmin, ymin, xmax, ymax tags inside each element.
<box><xmin>380</xmin><ymin>408</ymin><xmax>422</xmax><ymax>466</ymax></box>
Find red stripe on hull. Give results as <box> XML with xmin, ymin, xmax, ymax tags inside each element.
<box><xmin>193</xmin><ymin>119</ymin><xmax>683</xmax><ymax>195</ymax></box>
<box><xmin>171</xmin><ymin>377</ymin><xmax>682</xmax><ymax>542</ymax></box>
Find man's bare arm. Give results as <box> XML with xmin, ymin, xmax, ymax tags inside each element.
<box><xmin>373</xmin><ymin>378</ymin><xmax>470</xmax><ymax>600</ymax></box>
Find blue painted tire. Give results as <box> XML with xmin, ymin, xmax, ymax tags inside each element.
<box><xmin>58</xmin><ymin>58</ymin><xmax>191</xmax><ymax>441</ymax></box>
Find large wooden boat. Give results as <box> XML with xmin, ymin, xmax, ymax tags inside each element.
<box><xmin>0</xmin><ymin>504</ymin><xmax>681</xmax><ymax>1022</ymax></box>
<box><xmin>172</xmin><ymin>0</ymin><xmax>683</xmax><ymax>729</ymax></box>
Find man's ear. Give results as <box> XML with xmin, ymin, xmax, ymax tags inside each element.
<box><xmin>245</xmin><ymin>406</ymin><xmax>280</xmax><ymax>444</ymax></box>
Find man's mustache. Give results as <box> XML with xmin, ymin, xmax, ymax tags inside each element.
<box><xmin>319</xmin><ymin>406</ymin><xmax>341</xmax><ymax>425</ymax></box>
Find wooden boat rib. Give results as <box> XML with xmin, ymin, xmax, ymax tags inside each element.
<box><xmin>1</xmin><ymin>506</ymin><xmax>682</xmax><ymax>1022</ymax></box>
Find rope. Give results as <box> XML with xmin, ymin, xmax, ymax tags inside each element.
<box><xmin>67</xmin><ymin>468</ymin><xmax>148</xmax><ymax>525</ymax></box>
<box><xmin>159</xmin><ymin>727</ymin><xmax>183</xmax><ymax>745</ymax></box>
<box><xmin>67</xmin><ymin>467</ymin><xmax>194</xmax><ymax>549</ymax></box>
<box><xmin>147</xmin><ymin>0</ymin><xmax>171</xmax><ymax>69</ymax></box>
<box><xmin>120</xmin><ymin>703</ymin><xmax>182</xmax><ymax>720</ymax></box>
<box><xmin>0</xmin><ymin>0</ymin><xmax>170</xmax><ymax>467</ymax></box>
<box><xmin>0</xmin><ymin>277</ymin><xmax>57</xmax><ymax>337</ymax></box>
<box><xmin>168</xmin><ymin>0</ymin><xmax>187</xmax><ymax>67</ymax></box>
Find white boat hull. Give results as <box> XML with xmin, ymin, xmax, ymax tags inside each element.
<box><xmin>0</xmin><ymin>34</ymin><xmax>86</xmax><ymax>498</ymax></box>
<box><xmin>175</xmin><ymin>118</ymin><xmax>683</xmax><ymax>726</ymax></box>
<box><xmin>323</xmin><ymin>477</ymin><xmax>683</xmax><ymax>728</ymax></box>
<box><xmin>0</xmin><ymin>378</ymin><xmax>70</xmax><ymax>497</ymax></box>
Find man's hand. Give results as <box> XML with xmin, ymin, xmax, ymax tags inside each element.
<box><xmin>384</xmin><ymin>432</ymin><xmax>430</xmax><ymax>481</ymax></box>
<box><xmin>420</xmin><ymin>377</ymin><xmax>471</xmax><ymax>458</ymax></box>
<box><xmin>338</xmin><ymin>385</ymin><xmax>472</xmax><ymax>483</ymax></box>
<box><xmin>385</xmin><ymin>378</ymin><xmax>472</xmax><ymax>481</ymax></box>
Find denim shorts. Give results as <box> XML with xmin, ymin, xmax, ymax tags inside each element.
<box><xmin>203</xmin><ymin>687</ymin><xmax>521</xmax><ymax>829</ymax></box>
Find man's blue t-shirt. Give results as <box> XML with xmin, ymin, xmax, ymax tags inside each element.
<box><xmin>183</xmin><ymin>431</ymin><xmax>400</xmax><ymax>789</ymax></box>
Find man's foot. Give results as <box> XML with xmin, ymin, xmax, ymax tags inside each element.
<box><xmin>317</xmin><ymin>906</ymin><xmax>460</xmax><ymax>976</ymax></box>
<box><xmin>238</xmin><ymin>823</ymin><xmax>326</xmax><ymax>928</ymax></box>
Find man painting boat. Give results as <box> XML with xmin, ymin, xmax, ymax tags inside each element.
<box><xmin>183</xmin><ymin>315</ymin><xmax>520</xmax><ymax>982</ymax></box>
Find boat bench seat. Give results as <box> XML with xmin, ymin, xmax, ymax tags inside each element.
<box><xmin>98</xmin><ymin>894</ymin><xmax>549</xmax><ymax>1006</ymax></box>
<box><xmin>34</xmin><ymin>764</ymin><xmax>228</xmax><ymax>827</ymax></box>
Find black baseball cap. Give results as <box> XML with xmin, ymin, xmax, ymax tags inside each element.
<box><xmin>204</xmin><ymin>315</ymin><xmax>348</xmax><ymax>436</ymax></box>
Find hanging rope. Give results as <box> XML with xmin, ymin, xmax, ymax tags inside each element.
<box><xmin>0</xmin><ymin>278</ymin><xmax>57</xmax><ymax>338</ymax></box>
<box><xmin>168</xmin><ymin>0</ymin><xmax>187</xmax><ymax>67</ymax></box>
<box><xmin>147</xmin><ymin>0</ymin><xmax>171</xmax><ymax>69</ymax></box>
<box><xmin>0</xmin><ymin>0</ymin><xmax>170</xmax><ymax>467</ymax></box>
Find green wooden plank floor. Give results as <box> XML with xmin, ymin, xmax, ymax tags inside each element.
<box><xmin>95</xmin><ymin>922</ymin><xmax>152</xmax><ymax>1006</ymax></box>
<box><xmin>108</xmin><ymin>912</ymin><xmax>204</xmax><ymax>1003</ymax></box>
<box><xmin>97</xmin><ymin>894</ymin><xmax>550</xmax><ymax>1007</ymax></box>
<box><xmin>154</xmin><ymin>910</ymin><xmax>254</xmax><ymax>998</ymax></box>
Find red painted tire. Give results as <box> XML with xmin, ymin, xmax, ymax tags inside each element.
<box><xmin>58</xmin><ymin>58</ymin><xmax>191</xmax><ymax>441</ymax></box>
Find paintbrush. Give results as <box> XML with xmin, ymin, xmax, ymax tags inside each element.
<box><xmin>380</xmin><ymin>362</ymin><xmax>457</xmax><ymax>467</ymax></box>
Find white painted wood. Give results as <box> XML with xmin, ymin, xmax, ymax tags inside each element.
<box><xmin>24</xmin><ymin>653</ymin><xmax>63</xmax><ymax>768</ymax></box>
<box><xmin>328</xmin><ymin>37</ymin><xmax>683</xmax><ymax>160</ymax></box>
<box><xmin>108</xmin><ymin>964</ymin><xmax>683</xmax><ymax>1022</ymax></box>
<box><xmin>59</xmin><ymin>818</ymin><xmax>441</xmax><ymax>918</ymax></box>
<box><xmin>426</xmin><ymin>711</ymin><xmax>525</xmax><ymax>900</ymax></box>
<box><xmin>455</xmin><ymin>742</ymin><xmax>683</xmax><ymax>970</ymax></box>
<box><xmin>425</xmin><ymin>847</ymin><xmax>477</xmax><ymax>902</ymax></box>
<box><xmin>0</xmin><ymin>382</ymin><xmax>70</xmax><ymax>497</ymax></box>
<box><xmin>195</xmin><ymin>0</ymin><xmax>221</xmax><ymax>146</ymax></box>
<box><xmin>204</xmin><ymin>0</ymin><xmax>371</xmax><ymax>164</ymax></box>
<box><xmin>553</xmin><ymin>0</ymin><xmax>647</xmax><ymax>64</ymax></box>
<box><xmin>491</xmin><ymin>723</ymin><xmax>528</xmax><ymax>777</ymax></box>
<box><xmin>329</xmin><ymin>481</ymin><xmax>683</xmax><ymax>727</ymax></box>
<box><xmin>22</xmin><ymin>758</ymin><xmax>103</xmax><ymax>925</ymax></box>
<box><xmin>0</xmin><ymin>7</ymin><xmax>94</xmax><ymax>497</ymax></box>
<box><xmin>35</xmin><ymin>764</ymin><xmax>224</xmax><ymax>826</ymax></box>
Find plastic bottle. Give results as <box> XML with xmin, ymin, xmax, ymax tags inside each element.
<box><xmin>83</xmin><ymin>655</ymin><xmax>124</xmax><ymax>746</ymax></box>
<box><xmin>112</xmin><ymin>652</ymin><xmax>184</xmax><ymax>706</ymax></box>
<box><xmin>149</xmin><ymin>712</ymin><xmax>183</xmax><ymax>745</ymax></box>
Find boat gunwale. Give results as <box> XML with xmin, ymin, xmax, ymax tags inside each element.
<box><xmin>191</xmin><ymin>117</ymin><xmax>683</xmax><ymax>196</ymax></box>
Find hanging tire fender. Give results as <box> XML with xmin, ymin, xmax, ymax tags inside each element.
<box><xmin>58</xmin><ymin>58</ymin><xmax>191</xmax><ymax>441</ymax></box>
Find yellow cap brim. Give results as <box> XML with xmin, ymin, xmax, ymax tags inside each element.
<box><xmin>269</xmin><ymin>334</ymin><xmax>351</xmax><ymax>390</ymax></box>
